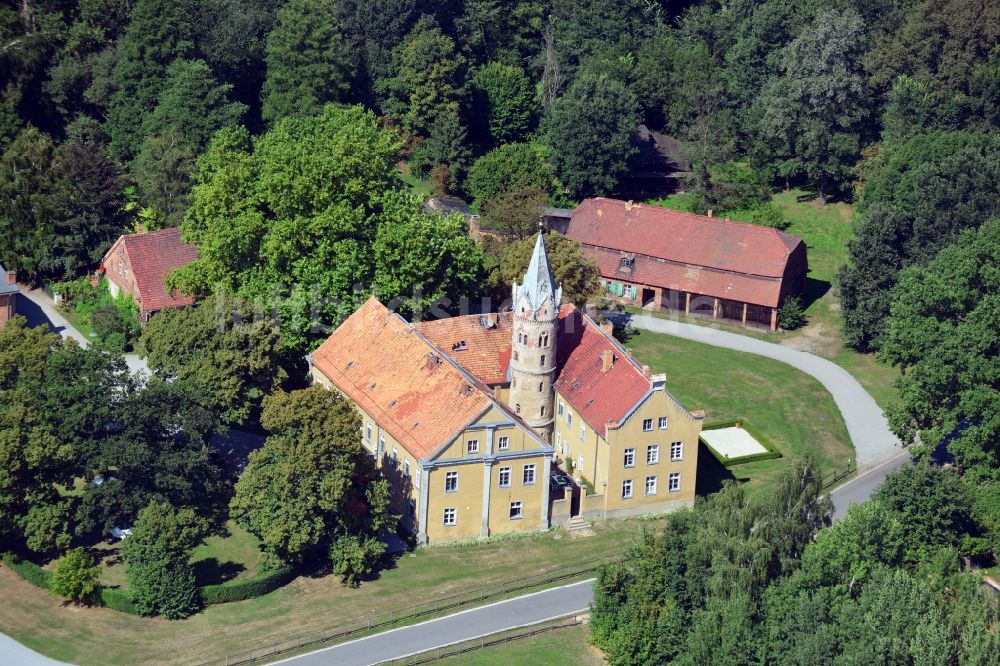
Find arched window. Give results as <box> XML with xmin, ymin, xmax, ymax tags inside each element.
<box><xmin>512</xmin><ymin>378</ymin><xmax>517</xmax><ymax>389</ymax></box>
<box><xmin>541</xmin><ymin>405</ymin><xmax>546</xmax><ymax>417</ymax></box>
<box><xmin>538</xmin><ymin>381</ymin><xmax>543</xmax><ymax>391</ymax></box>
<box><xmin>540</xmin><ymin>355</ymin><xmax>546</xmax><ymax>365</ymax></box>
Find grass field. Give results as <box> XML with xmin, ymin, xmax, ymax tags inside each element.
<box><xmin>625</xmin><ymin>329</ymin><xmax>853</xmax><ymax>498</ymax></box>
<box><xmin>644</xmin><ymin>189</ymin><xmax>900</xmax><ymax>410</ymax></box>
<box><xmin>434</xmin><ymin>622</ymin><xmax>605</xmax><ymax>666</ymax></box>
<box><xmin>0</xmin><ymin>518</ymin><xmax>662</xmax><ymax>666</ymax></box>
<box><xmin>398</xmin><ymin>161</ymin><xmax>434</xmax><ymax>199</ymax></box>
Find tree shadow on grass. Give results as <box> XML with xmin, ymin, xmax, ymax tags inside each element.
<box><xmin>191</xmin><ymin>557</ymin><xmax>245</xmax><ymax>586</ymax></box>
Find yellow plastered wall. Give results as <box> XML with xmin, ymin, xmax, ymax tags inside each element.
<box><xmin>603</xmin><ymin>390</ymin><xmax>701</xmax><ymax>512</ymax></box>
<box><xmin>486</xmin><ymin>458</ymin><xmax>546</xmax><ymax>535</ymax></box>
<box><xmin>553</xmin><ymin>395</ymin><xmax>609</xmax><ymax>488</ymax></box>
<box><xmin>425</xmin><ymin>461</ymin><xmax>484</xmax><ymax>542</ymax></box>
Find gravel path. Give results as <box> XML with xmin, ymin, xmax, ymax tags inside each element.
<box><xmin>610</xmin><ymin>312</ymin><xmax>902</xmax><ymax>470</ymax></box>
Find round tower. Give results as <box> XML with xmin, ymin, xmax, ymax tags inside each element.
<box><xmin>509</xmin><ymin>233</ymin><xmax>561</xmax><ymax>440</ymax></box>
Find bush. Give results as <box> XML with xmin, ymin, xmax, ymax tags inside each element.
<box><xmin>1</xmin><ymin>553</ymin><xmax>52</xmax><ymax>589</ymax></box>
<box><xmin>99</xmin><ymin>587</ymin><xmax>140</xmax><ymax>614</ymax></box>
<box><xmin>50</xmin><ymin>548</ymin><xmax>102</xmax><ymax>603</ymax></box>
<box><xmin>750</xmin><ymin>203</ymin><xmax>790</xmax><ymax>230</ymax></box>
<box><xmin>777</xmin><ymin>296</ymin><xmax>807</xmax><ymax>330</ymax></box>
<box><xmin>465</xmin><ymin>143</ymin><xmax>553</xmax><ymax>207</ymax></box>
<box><xmin>199</xmin><ymin>566</ymin><xmax>296</xmax><ymax>605</ymax></box>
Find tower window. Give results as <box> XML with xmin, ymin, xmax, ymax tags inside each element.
<box><xmin>515</xmin><ymin>404</ymin><xmax>521</xmax><ymax>414</ymax></box>
<box><xmin>538</xmin><ymin>382</ymin><xmax>543</xmax><ymax>391</ymax></box>
<box><xmin>540</xmin><ymin>355</ymin><xmax>546</xmax><ymax>365</ymax></box>
<box><xmin>541</xmin><ymin>405</ymin><xmax>546</xmax><ymax>417</ymax></box>
<box><xmin>512</xmin><ymin>378</ymin><xmax>517</xmax><ymax>389</ymax></box>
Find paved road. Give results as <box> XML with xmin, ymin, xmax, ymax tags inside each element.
<box><xmin>612</xmin><ymin>312</ymin><xmax>902</xmax><ymax>470</ymax></box>
<box><xmin>829</xmin><ymin>450</ymin><xmax>911</xmax><ymax>520</ymax></box>
<box><xmin>275</xmin><ymin>580</ymin><xmax>594</xmax><ymax>666</ymax></box>
<box><xmin>16</xmin><ymin>285</ymin><xmax>149</xmax><ymax>376</ymax></box>
<box><xmin>0</xmin><ymin>633</ymin><xmax>71</xmax><ymax>666</ymax></box>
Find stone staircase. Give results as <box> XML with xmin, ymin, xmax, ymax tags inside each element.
<box><xmin>564</xmin><ymin>516</ymin><xmax>590</xmax><ymax>533</ymax></box>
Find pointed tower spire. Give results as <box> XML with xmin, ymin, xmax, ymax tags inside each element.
<box><xmin>514</xmin><ymin>233</ymin><xmax>562</xmax><ymax>312</ymax></box>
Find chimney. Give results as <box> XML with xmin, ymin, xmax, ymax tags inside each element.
<box><xmin>624</xmin><ymin>200</ymin><xmax>634</xmax><ymax>211</ymax></box>
<box><xmin>691</xmin><ymin>409</ymin><xmax>705</xmax><ymax>421</ymax></box>
<box><xmin>585</xmin><ymin>303</ymin><xmax>598</xmax><ymax>318</ymax></box>
<box><xmin>650</xmin><ymin>373</ymin><xmax>666</xmax><ymax>390</ymax></box>
<box><xmin>600</xmin><ymin>350</ymin><xmax>615</xmax><ymax>373</ymax></box>
<box><xmin>6</xmin><ymin>270</ymin><xmax>15</xmax><ymax>285</ymax></box>
<box><xmin>641</xmin><ymin>364</ymin><xmax>650</xmax><ymax>378</ymax></box>
<box><xmin>599</xmin><ymin>320</ymin><xmax>615</xmax><ymax>338</ymax></box>
<box><xmin>707</xmin><ymin>210</ymin><xmax>714</xmax><ymax>218</ymax></box>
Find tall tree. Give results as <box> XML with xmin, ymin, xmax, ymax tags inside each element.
<box><xmin>261</xmin><ymin>0</ymin><xmax>359</xmax><ymax>124</ymax></box>
<box><xmin>881</xmin><ymin>220</ymin><xmax>1000</xmax><ymax>476</ymax></box>
<box><xmin>488</xmin><ymin>232</ymin><xmax>600</xmax><ymax>307</ymax></box>
<box><xmin>139</xmin><ymin>291</ymin><xmax>286</xmax><ymax>425</ymax></box>
<box><xmin>544</xmin><ymin>74</ymin><xmax>639</xmax><ymax>198</ymax></box>
<box><xmin>105</xmin><ymin>0</ymin><xmax>197</xmax><ymax>160</ymax></box>
<box><xmin>755</xmin><ymin>8</ymin><xmax>871</xmax><ymax>204</ymax></box>
<box><xmin>469</xmin><ymin>61</ymin><xmax>535</xmax><ymax>144</ymax></box>
<box><xmin>372</xmin><ymin>201</ymin><xmax>483</xmax><ymax>319</ymax></box>
<box><xmin>123</xmin><ymin>500</ymin><xmax>207</xmax><ymax>619</ymax></box>
<box><xmin>839</xmin><ymin>131</ymin><xmax>1000</xmax><ymax>350</ymax></box>
<box><xmin>0</xmin><ymin>127</ymin><xmax>59</xmax><ymax>281</ymax></box>
<box><xmin>378</xmin><ymin>16</ymin><xmax>465</xmax><ymax>138</ymax></box>
<box><xmin>230</xmin><ymin>386</ymin><xmax>393</xmax><ymax>582</ymax></box>
<box><xmin>173</xmin><ymin>106</ymin><xmax>403</xmax><ymax>353</ymax></box>
<box><xmin>465</xmin><ymin>142</ymin><xmax>553</xmax><ymax>208</ymax></box>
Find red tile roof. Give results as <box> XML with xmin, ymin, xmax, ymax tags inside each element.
<box><xmin>554</xmin><ymin>305</ymin><xmax>651</xmax><ymax>436</ymax></box>
<box><xmin>415</xmin><ymin>313</ymin><xmax>514</xmax><ymax>384</ymax></box>
<box><xmin>569</xmin><ymin>198</ymin><xmax>802</xmax><ymax>276</ymax></box>
<box><xmin>104</xmin><ymin>228</ymin><xmax>199</xmax><ymax>312</ymax></box>
<box><xmin>311</xmin><ymin>297</ymin><xmax>535</xmax><ymax>460</ymax></box>
<box><xmin>583</xmin><ymin>244</ymin><xmax>786</xmax><ymax>307</ymax></box>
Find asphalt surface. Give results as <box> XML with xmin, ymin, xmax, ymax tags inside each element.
<box><xmin>15</xmin><ymin>285</ymin><xmax>149</xmax><ymax>377</ymax></box>
<box><xmin>612</xmin><ymin>312</ymin><xmax>903</xmax><ymax>470</ymax></box>
<box><xmin>829</xmin><ymin>450</ymin><xmax>911</xmax><ymax>520</ymax></box>
<box><xmin>274</xmin><ymin>580</ymin><xmax>595</xmax><ymax>666</ymax></box>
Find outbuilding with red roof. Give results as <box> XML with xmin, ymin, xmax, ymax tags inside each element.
<box><xmin>99</xmin><ymin>227</ymin><xmax>199</xmax><ymax>322</ymax></box>
<box><xmin>561</xmin><ymin>198</ymin><xmax>808</xmax><ymax>330</ymax></box>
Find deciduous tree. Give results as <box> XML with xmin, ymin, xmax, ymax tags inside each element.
<box><xmin>50</xmin><ymin>547</ymin><xmax>102</xmax><ymax>603</ymax></box>
<box><xmin>488</xmin><ymin>232</ymin><xmax>599</xmax><ymax>306</ymax></box>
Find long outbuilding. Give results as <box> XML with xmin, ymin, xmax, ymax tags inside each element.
<box><xmin>558</xmin><ymin>198</ymin><xmax>808</xmax><ymax>330</ymax></box>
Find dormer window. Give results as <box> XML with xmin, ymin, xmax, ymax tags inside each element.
<box><xmin>618</xmin><ymin>254</ymin><xmax>635</xmax><ymax>272</ymax></box>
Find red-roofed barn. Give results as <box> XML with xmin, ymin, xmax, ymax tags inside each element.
<box><xmin>99</xmin><ymin>227</ymin><xmax>199</xmax><ymax>322</ymax></box>
<box><xmin>563</xmin><ymin>198</ymin><xmax>807</xmax><ymax>330</ymax></box>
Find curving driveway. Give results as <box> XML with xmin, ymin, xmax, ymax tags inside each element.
<box><xmin>610</xmin><ymin>312</ymin><xmax>902</xmax><ymax>470</ymax></box>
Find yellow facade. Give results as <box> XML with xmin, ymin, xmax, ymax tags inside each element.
<box><xmin>312</xmin><ymin>370</ymin><xmax>550</xmax><ymax>544</ymax></box>
<box><xmin>553</xmin><ymin>375</ymin><xmax>702</xmax><ymax>519</ymax></box>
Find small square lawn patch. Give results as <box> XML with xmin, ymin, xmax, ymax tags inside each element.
<box><xmin>700</xmin><ymin>421</ymin><xmax>782</xmax><ymax>466</ymax></box>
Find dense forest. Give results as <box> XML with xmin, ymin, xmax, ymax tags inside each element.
<box><xmin>2</xmin><ymin>0</ymin><xmax>999</xmax><ymax>640</ymax></box>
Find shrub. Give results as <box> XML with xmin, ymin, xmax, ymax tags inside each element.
<box><xmin>750</xmin><ymin>202</ymin><xmax>790</xmax><ymax>230</ymax></box>
<box><xmin>777</xmin><ymin>296</ymin><xmax>807</xmax><ymax>330</ymax></box>
<box><xmin>200</xmin><ymin>566</ymin><xmax>296</xmax><ymax>605</ymax></box>
<box><xmin>1</xmin><ymin>553</ymin><xmax>52</xmax><ymax>589</ymax></box>
<box><xmin>465</xmin><ymin>143</ymin><xmax>553</xmax><ymax>207</ymax></box>
<box><xmin>50</xmin><ymin>548</ymin><xmax>102</xmax><ymax>603</ymax></box>
<box><xmin>99</xmin><ymin>587</ymin><xmax>140</xmax><ymax>614</ymax></box>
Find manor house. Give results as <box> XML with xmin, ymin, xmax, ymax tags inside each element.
<box><xmin>308</xmin><ymin>235</ymin><xmax>703</xmax><ymax>544</ymax></box>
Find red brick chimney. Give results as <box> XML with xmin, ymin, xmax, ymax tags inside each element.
<box><xmin>600</xmin><ymin>350</ymin><xmax>615</xmax><ymax>373</ymax></box>
<box><xmin>6</xmin><ymin>270</ymin><xmax>15</xmax><ymax>285</ymax></box>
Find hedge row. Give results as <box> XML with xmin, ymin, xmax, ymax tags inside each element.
<box><xmin>699</xmin><ymin>420</ymin><xmax>783</xmax><ymax>467</ymax></box>
<box><xmin>200</xmin><ymin>566</ymin><xmax>296</xmax><ymax>605</ymax></box>
<box><xmin>2</xmin><ymin>552</ymin><xmax>296</xmax><ymax>615</ymax></box>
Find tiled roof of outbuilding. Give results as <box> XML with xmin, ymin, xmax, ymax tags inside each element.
<box><xmin>415</xmin><ymin>312</ymin><xmax>514</xmax><ymax>385</ymax></box>
<box><xmin>105</xmin><ymin>228</ymin><xmax>199</xmax><ymax>312</ymax></box>
<box><xmin>569</xmin><ymin>198</ymin><xmax>801</xmax><ymax>277</ymax></box>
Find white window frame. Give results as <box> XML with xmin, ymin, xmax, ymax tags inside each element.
<box><xmin>623</xmin><ymin>448</ymin><xmax>635</xmax><ymax>468</ymax></box>
<box><xmin>509</xmin><ymin>501</ymin><xmax>523</xmax><ymax>520</ymax></box>
<box><xmin>391</xmin><ymin>445</ymin><xmax>398</xmax><ymax>462</ymax></box>
<box><xmin>668</xmin><ymin>472</ymin><xmax>680</xmax><ymax>493</ymax></box>
<box><xmin>498</xmin><ymin>435</ymin><xmax>509</xmax><ymax>450</ymax></box>
<box><xmin>498</xmin><ymin>466</ymin><xmax>511</xmax><ymax>488</ymax></box>
<box><xmin>404</xmin><ymin>459</ymin><xmax>410</xmax><ymax>476</ymax></box>
<box><xmin>670</xmin><ymin>441</ymin><xmax>683</xmax><ymax>462</ymax></box>
<box><xmin>558</xmin><ymin>400</ymin><xmax>564</xmax><ymax>416</ymax></box>
<box><xmin>443</xmin><ymin>508</ymin><xmax>456</xmax><ymax>526</ymax></box>
<box><xmin>414</xmin><ymin>469</ymin><xmax>421</xmax><ymax>490</ymax></box>
<box><xmin>467</xmin><ymin>439</ymin><xmax>479</xmax><ymax>455</ymax></box>
<box><xmin>647</xmin><ymin>445</ymin><xmax>659</xmax><ymax>465</ymax></box>
<box><xmin>523</xmin><ymin>464</ymin><xmax>536</xmax><ymax>485</ymax></box>
<box><xmin>658</xmin><ymin>416</ymin><xmax>668</xmax><ymax>430</ymax></box>
<box><xmin>445</xmin><ymin>471</ymin><xmax>458</xmax><ymax>493</ymax></box>
<box><xmin>645</xmin><ymin>475</ymin><xmax>657</xmax><ymax>496</ymax></box>
<box><xmin>622</xmin><ymin>479</ymin><xmax>633</xmax><ymax>499</ymax></box>
<box><xmin>642</xmin><ymin>418</ymin><xmax>653</xmax><ymax>432</ymax></box>
<box><xmin>365</xmin><ymin>423</ymin><xmax>372</xmax><ymax>441</ymax></box>
<box><xmin>567</xmin><ymin>412</ymin><xmax>573</xmax><ymax>426</ymax></box>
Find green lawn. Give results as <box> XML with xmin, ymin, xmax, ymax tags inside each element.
<box><xmin>625</xmin><ymin>329</ymin><xmax>853</xmax><ymax>498</ymax></box>
<box><xmin>641</xmin><ymin>189</ymin><xmax>900</xmax><ymax>410</ymax></box>
<box><xmin>434</xmin><ymin>622</ymin><xmax>605</xmax><ymax>666</ymax></box>
<box><xmin>398</xmin><ymin>161</ymin><xmax>434</xmax><ymax>199</ymax></box>
<box><xmin>0</xmin><ymin>518</ymin><xmax>661</xmax><ymax>666</ymax></box>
